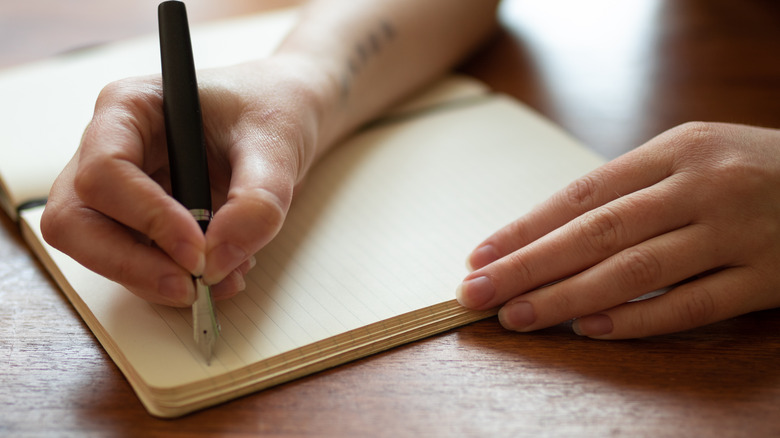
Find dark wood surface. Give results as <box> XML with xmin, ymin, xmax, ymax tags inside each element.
<box><xmin>2</xmin><ymin>1</ymin><xmax>779</xmax><ymax>436</ymax></box>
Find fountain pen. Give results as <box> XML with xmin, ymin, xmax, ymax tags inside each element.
<box><xmin>158</xmin><ymin>0</ymin><xmax>220</xmax><ymax>364</ymax></box>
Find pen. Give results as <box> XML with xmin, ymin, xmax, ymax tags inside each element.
<box><xmin>158</xmin><ymin>0</ymin><xmax>220</xmax><ymax>364</ymax></box>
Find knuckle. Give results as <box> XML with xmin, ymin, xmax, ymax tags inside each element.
<box><xmin>667</xmin><ymin>122</ymin><xmax>725</xmax><ymax>163</ymax></box>
<box><xmin>622</xmin><ymin>309</ymin><xmax>652</xmax><ymax>337</ymax></box>
<box><xmin>235</xmin><ymin>186</ymin><xmax>288</xmax><ymax>239</ymax></box>
<box><xmin>40</xmin><ymin>204</ymin><xmax>66</xmax><ymax>250</ymax></box>
<box><xmin>96</xmin><ymin>79</ymin><xmax>132</xmax><ymax>104</ymax></box>
<box><xmin>96</xmin><ymin>77</ymin><xmax>160</xmax><ymax>107</ymax></box>
<box><xmin>671</xmin><ymin>122</ymin><xmax>723</xmax><ymax>149</ymax></box>
<box><xmin>565</xmin><ymin>174</ymin><xmax>601</xmax><ymax>210</ymax></box>
<box><xmin>675</xmin><ymin>121</ymin><xmax>718</xmax><ymax>140</ymax></box>
<box><xmin>93</xmin><ymin>78</ymin><xmax>163</xmax><ymax>142</ymax></box>
<box><xmin>142</xmin><ymin>205</ymin><xmax>173</xmax><ymax>240</ymax></box>
<box><xmin>546</xmin><ymin>287</ymin><xmax>577</xmax><ymax>316</ymax></box>
<box><xmin>504</xmin><ymin>252</ymin><xmax>535</xmax><ymax>287</ymax></box>
<box><xmin>616</xmin><ymin>246</ymin><xmax>663</xmax><ymax>289</ymax></box>
<box><xmin>504</xmin><ymin>219</ymin><xmax>533</xmax><ymax>247</ymax></box>
<box><xmin>72</xmin><ymin>155</ymin><xmax>116</xmax><ymax>203</ymax></box>
<box><xmin>257</xmin><ymin>191</ymin><xmax>287</xmax><ymax>231</ymax></box>
<box><xmin>680</xmin><ymin>286</ymin><xmax>717</xmax><ymax>327</ymax></box>
<box><xmin>113</xmin><ymin>252</ymin><xmax>138</xmax><ymax>287</ymax></box>
<box><xmin>71</xmin><ymin>162</ymin><xmax>97</xmax><ymax>200</ymax></box>
<box><xmin>576</xmin><ymin>207</ymin><xmax>625</xmax><ymax>254</ymax></box>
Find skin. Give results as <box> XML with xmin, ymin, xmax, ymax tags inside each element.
<box><xmin>41</xmin><ymin>0</ymin><xmax>780</xmax><ymax>339</ymax></box>
<box><xmin>40</xmin><ymin>0</ymin><xmax>499</xmax><ymax>306</ymax></box>
<box><xmin>457</xmin><ymin>122</ymin><xmax>780</xmax><ymax>339</ymax></box>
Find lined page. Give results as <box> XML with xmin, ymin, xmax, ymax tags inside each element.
<box><xmin>0</xmin><ymin>6</ymin><xmax>487</xmax><ymax>220</ymax></box>
<box><xmin>0</xmin><ymin>9</ymin><xmax>298</xmax><ymax>219</ymax></box>
<box><xmin>197</xmin><ymin>96</ymin><xmax>605</xmax><ymax>372</ymax></box>
<box><xmin>21</xmin><ymin>95</ymin><xmax>605</xmax><ymax>414</ymax></box>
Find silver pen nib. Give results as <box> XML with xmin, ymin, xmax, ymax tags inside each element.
<box><xmin>192</xmin><ymin>278</ymin><xmax>220</xmax><ymax>364</ymax></box>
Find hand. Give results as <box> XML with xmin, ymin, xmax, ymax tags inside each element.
<box><xmin>41</xmin><ymin>56</ymin><xmax>330</xmax><ymax>306</ymax></box>
<box><xmin>456</xmin><ymin>122</ymin><xmax>780</xmax><ymax>339</ymax></box>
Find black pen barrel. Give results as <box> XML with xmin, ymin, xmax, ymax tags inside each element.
<box><xmin>158</xmin><ymin>0</ymin><xmax>211</xmax><ymax>230</ymax></box>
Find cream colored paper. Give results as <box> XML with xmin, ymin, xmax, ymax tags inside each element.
<box><xmin>2</xmin><ymin>3</ymin><xmax>604</xmax><ymax>419</ymax></box>
<box><xmin>19</xmin><ymin>95</ymin><xmax>603</xmax><ymax>417</ymax></box>
<box><xmin>0</xmin><ymin>8</ymin><xmax>297</xmax><ymax>219</ymax></box>
<box><xmin>0</xmin><ymin>7</ymin><xmax>487</xmax><ymax>219</ymax></box>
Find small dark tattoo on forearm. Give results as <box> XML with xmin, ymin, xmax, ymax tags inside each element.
<box><xmin>340</xmin><ymin>19</ymin><xmax>397</xmax><ymax>102</ymax></box>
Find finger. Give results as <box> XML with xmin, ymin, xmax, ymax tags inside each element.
<box><xmin>572</xmin><ymin>267</ymin><xmax>769</xmax><ymax>339</ymax></box>
<box><xmin>457</xmin><ymin>174</ymin><xmax>693</xmax><ymax>310</ymax></box>
<box><xmin>467</xmin><ymin>139</ymin><xmax>676</xmax><ymax>271</ymax></box>
<box><xmin>495</xmin><ymin>223</ymin><xmax>726</xmax><ymax>332</ymax></box>
<box><xmin>202</xmin><ymin>133</ymin><xmax>297</xmax><ymax>285</ymax></box>
<box><xmin>42</xmin><ymin>181</ymin><xmax>196</xmax><ymax>306</ymax></box>
<box><xmin>210</xmin><ymin>270</ymin><xmax>246</xmax><ymax>300</ymax></box>
<box><xmin>74</xmin><ymin>85</ymin><xmax>207</xmax><ymax>276</ymax></box>
<box><xmin>210</xmin><ymin>256</ymin><xmax>257</xmax><ymax>300</ymax></box>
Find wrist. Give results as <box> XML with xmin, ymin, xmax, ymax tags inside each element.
<box><xmin>206</xmin><ymin>53</ymin><xmax>338</xmax><ymax>186</ymax></box>
<box><xmin>250</xmin><ymin>51</ymin><xmax>346</xmax><ymax>171</ymax></box>
<box><xmin>275</xmin><ymin>50</ymin><xmax>352</xmax><ymax>149</ymax></box>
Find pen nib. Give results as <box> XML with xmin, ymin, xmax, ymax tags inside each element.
<box><xmin>192</xmin><ymin>278</ymin><xmax>220</xmax><ymax>365</ymax></box>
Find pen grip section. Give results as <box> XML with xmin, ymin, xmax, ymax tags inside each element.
<box><xmin>158</xmin><ymin>1</ymin><xmax>212</xmax><ymax>219</ymax></box>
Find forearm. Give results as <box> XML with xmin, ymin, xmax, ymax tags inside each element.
<box><xmin>41</xmin><ymin>1</ymin><xmax>499</xmax><ymax>305</ymax></box>
<box><xmin>275</xmin><ymin>0</ymin><xmax>500</xmax><ymax>158</ymax></box>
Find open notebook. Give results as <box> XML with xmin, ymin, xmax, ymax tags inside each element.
<box><xmin>0</xmin><ymin>8</ymin><xmax>605</xmax><ymax>417</ymax></box>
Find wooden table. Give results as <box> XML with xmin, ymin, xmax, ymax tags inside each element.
<box><xmin>2</xmin><ymin>1</ymin><xmax>779</xmax><ymax>436</ymax></box>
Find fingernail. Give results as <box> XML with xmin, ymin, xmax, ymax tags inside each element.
<box><xmin>455</xmin><ymin>276</ymin><xmax>495</xmax><ymax>309</ymax></box>
<box><xmin>158</xmin><ymin>274</ymin><xmax>195</xmax><ymax>306</ymax></box>
<box><xmin>171</xmin><ymin>240</ymin><xmax>206</xmax><ymax>276</ymax></box>
<box><xmin>467</xmin><ymin>244</ymin><xmax>499</xmax><ymax>271</ymax></box>
<box><xmin>498</xmin><ymin>301</ymin><xmax>536</xmax><ymax>331</ymax></box>
<box><xmin>210</xmin><ymin>269</ymin><xmax>246</xmax><ymax>300</ymax></box>
<box><xmin>204</xmin><ymin>243</ymin><xmax>247</xmax><ymax>285</ymax></box>
<box><xmin>572</xmin><ymin>314</ymin><xmax>613</xmax><ymax>337</ymax></box>
<box><xmin>233</xmin><ymin>270</ymin><xmax>247</xmax><ymax>292</ymax></box>
<box><xmin>238</xmin><ymin>255</ymin><xmax>257</xmax><ymax>275</ymax></box>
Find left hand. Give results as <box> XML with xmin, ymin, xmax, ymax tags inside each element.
<box><xmin>456</xmin><ymin>122</ymin><xmax>780</xmax><ymax>339</ymax></box>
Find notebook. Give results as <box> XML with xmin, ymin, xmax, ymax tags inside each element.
<box><xmin>0</xmin><ymin>7</ymin><xmax>605</xmax><ymax>417</ymax></box>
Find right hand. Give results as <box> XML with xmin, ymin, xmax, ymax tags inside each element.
<box><xmin>41</xmin><ymin>55</ymin><xmax>332</xmax><ymax>306</ymax></box>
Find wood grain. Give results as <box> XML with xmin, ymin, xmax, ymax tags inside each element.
<box><xmin>461</xmin><ymin>0</ymin><xmax>780</xmax><ymax>158</ymax></box>
<box><xmin>2</xmin><ymin>0</ymin><xmax>780</xmax><ymax>436</ymax></box>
